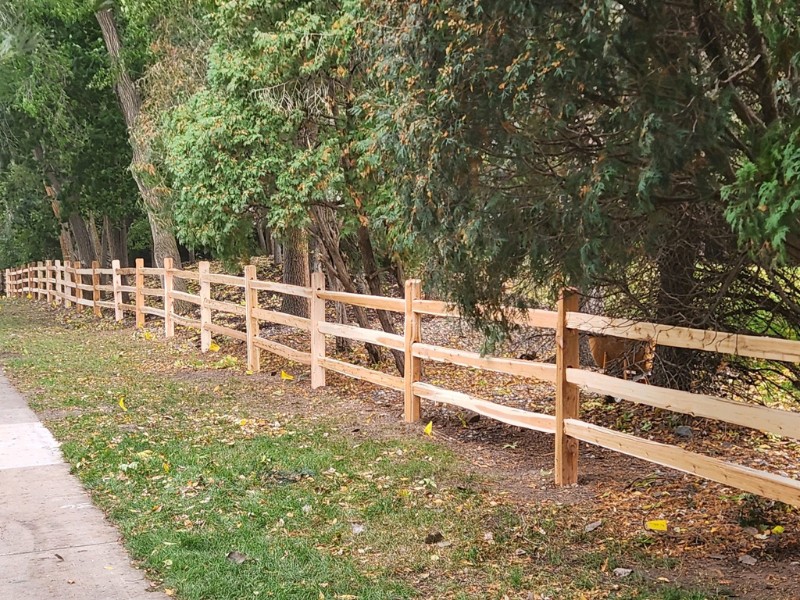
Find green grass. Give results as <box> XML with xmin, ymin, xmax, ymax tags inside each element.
<box><xmin>0</xmin><ymin>298</ymin><xmax>725</xmax><ymax>599</ymax></box>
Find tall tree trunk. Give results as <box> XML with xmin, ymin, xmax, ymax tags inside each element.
<box><xmin>95</xmin><ymin>8</ymin><xmax>182</xmax><ymax>272</ymax></box>
<box><xmin>281</xmin><ymin>227</ymin><xmax>310</xmax><ymax>317</ymax></box>
<box><xmin>34</xmin><ymin>145</ymin><xmax>76</xmax><ymax>262</ymax></box>
<box><xmin>107</xmin><ymin>216</ymin><xmax>129</xmax><ymax>267</ymax></box>
<box><xmin>68</xmin><ymin>212</ymin><xmax>97</xmax><ymax>266</ymax></box>
<box><xmin>356</xmin><ymin>224</ymin><xmax>405</xmax><ymax>373</ymax></box>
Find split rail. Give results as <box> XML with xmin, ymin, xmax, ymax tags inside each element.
<box><xmin>4</xmin><ymin>260</ymin><xmax>800</xmax><ymax>506</ymax></box>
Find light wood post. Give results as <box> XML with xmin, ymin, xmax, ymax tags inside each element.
<box><xmin>163</xmin><ymin>257</ymin><xmax>174</xmax><ymax>337</ymax></box>
<box><xmin>4</xmin><ymin>269</ymin><xmax>9</xmax><ymax>297</ymax></box>
<box><xmin>73</xmin><ymin>261</ymin><xmax>83</xmax><ymax>312</ymax></box>
<box><xmin>91</xmin><ymin>260</ymin><xmax>101</xmax><ymax>317</ymax></box>
<box><xmin>555</xmin><ymin>287</ymin><xmax>581</xmax><ymax>486</ymax></box>
<box><xmin>135</xmin><ymin>258</ymin><xmax>145</xmax><ymax>328</ymax></box>
<box><xmin>27</xmin><ymin>263</ymin><xmax>33</xmax><ymax>298</ymax></box>
<box><xmin>199</xmin><ymin>261</ymin><xmax>211</xmax><ymax>351</ymax></box>
<box><xmin>35</xmin><ymin>261</ymin><xmax>43</xmax><ymax>299</ymax></box>
<box><xmin>310</xmin><ymin>271</ymin><xmax>326</xmax><ymax>388</ymax></box>
<box><xmin>54</xmin><ymin>260</ymin><xmax>62</xmax><ymax>304</ymax></box>
<box><xmin>244</xmin><ymin>264</ymin><xmax>260</xmax><ymax>372</ymax></box>
<box><xmin>404</xmin><ymin>279</ymin><xmax>422</xmax><ymax>423</ymax></box>
<box><xmin>112</xmin><ymin>260</ymin><xmax>123</xmax><ymax>321</ymax></box>
<box><xmin>44</xmin><ymin>260</ymin><xmax>52</xmax><ymax>303</ymax></box>
<box><xmin>63</xmin><ymin>261</ymin><xmax>72</xmax><ymax>308</ymax></box>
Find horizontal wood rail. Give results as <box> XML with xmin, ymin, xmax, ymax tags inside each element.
<box><xmin>252</xmin><ymin>337</ymin><xmax>311</xmax><ymax>364</ymax></box>
<box><xmin>172</xmin><ymin>290</ymin><xmax>201</xmax><ymax>305</ymax></box>
<box><xmin>203</xmin><ymin>298</ymin><xmax>246</xmax><ymax>316</ymax></box>
<box><xmin>566</xmin><ymin>312</ymin><xmax>800</xmax><ymax>363</ymax></box>
<box><xmin>318</xmin><ymin>290</ymin><xmax>405</xmax><ymax>312</ymax></box>
<box><xmin>318</xmin><ymin>321</ymin><xmax>404</xmax><ymax>351</ymax></box>
<box><xmin>172</xmin><ymin>313</ymin><xmax>200</xmax><ymax>328</ymax></box>
<box><xmin>414</xmin><ymin>382</ymin><xmax>556</xmax><ymax>433</ymax></box>
<box><xmin>252</xmin><ymin>307</ymin><xmax>311</xmax><ymax>331</ymax></box>
<box><xmin>249</xmin><ymin>279</ymin><xmax>312</xmax><ymax>297</ymax></box>
<box><xmin>203</xmin><ymin>322</ymin><xmax>247</xmax><ymax>342</ymax></box>
<box><xmin>7</xmin><ymin>262</ymin><xmax>800</xmax><ymax>507</ymax></box>
<box><xmin>413</xmin><ymin>343</ymin><xmax>556</xmax><ymax>382</ymax></box>
<box><xmin>204</xmin><ymin>272</ymin><xmax>246</xmax><ymax>287</ymax></box>
<box><xmin>320</xmin><ymin>357</ymin><xmax>403</xmax><ymax>390</ymax></box>
<box><xmin>564</xmin><ymin>420</ymin><xmax>800</xmax><ymax>507</ymax></box>
<box><xmin>169</xmin><ymin>269</ymin><xmax>200</xmax><ymax>281</ymax></box>
<box><xmin>567</xmin><ymin>369</ymin><xmax>800</xmax><ymax>440</ymax></box>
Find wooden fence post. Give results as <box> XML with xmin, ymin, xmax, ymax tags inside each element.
<box><xmin>34</xmin><ymin>261</ymin><xmax>42</xmax><ymax>300</ymax></box>
<box><xmin>199</xmin><ymin>261</ymin><xmax>211</xmax><ymax>351</ymax></box>
<box><xmin>27</xmin><ymin>263</ymin><xmax>33</xmax><ymax>298</ymax></box>
<box><xmin>91</xmin><ymin>260</ymin><xmax>101</xmax><ymax>317</ymax></box>
<box><xmin>555</xmin><ymin>287</ymin><xmax>581</xmax><ymax>486</ymax></box>
<box><xmin>112</xmin><ymin>259</ymin><xmax>123</xmax><ymax>321</ymax></box>
<box><xmin>4</xmin><ymin>269</ymin><xmax>9</xmax><ymax>297</ymax></box>
<box><xmin>44</xmin><ymin>260</ymin><xmax>52</xmax><ymax>303</ymax></box>
<box><xmin>310</xmin><ymin>271</ymin><xmax>326</xmax><ymax>388</ymax></box>
<box><xmin>135</xmin><ymin>258</ymin><xmax>145</xmax><ymax>328</ymax></box>
<box><xmin>63</xmin><ymin>261</ymin><xmax>72</xmax><ymax>308</ymax></box>
<box><xmin>54</xmin><ymin>260</ymin><xmax>62</xmax><ymax>304</ymax></box>
<box><xmin>163</xmin><ymin>257</ymin><xmax>174</xmax><ymax>337</ymax></box>
<box><xmin>73</xmin><ymin>261</ymin><xmax>83</xmax><ymax>312</ymax></box>
<box><xmin>244</xmin><ymin>264</ymin><xmax>260</xmax><ymax>372</ymax></box>
<box><xmin>404</xmin><ymin>279</ymin><xmax>422</xmax><ymax>423</ymax></box>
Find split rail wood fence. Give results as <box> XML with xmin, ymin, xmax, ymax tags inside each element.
<box><xmin>5</xmin><ymin>260</ymin><xmax>800</xmax><ymax>506</ymax></box>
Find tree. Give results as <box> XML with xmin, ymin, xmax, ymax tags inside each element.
<box><xmin>94</xmin><ymin>4</ymin><xmax>181</xmax><ymax>269</ymax></box>
<box><xmin>0</xmin><ymin>0</ymin><xmax>139</xmax><ymax>267</ymax></box>
<box><xmin>368</xmin><ymin>0</ymin><xmax>800</xmax><ymax>392</ymax></box>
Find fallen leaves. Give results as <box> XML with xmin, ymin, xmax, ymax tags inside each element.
<box><xmin>645</xmin><ymin>519</ymin><xmax>668</xmax><ymax>532</ymax></box>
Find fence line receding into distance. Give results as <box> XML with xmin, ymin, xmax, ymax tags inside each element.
<box><xmin>4</xmin><ymin>260</ymin><xmax>800</xmax><ymax>506</ymax></box>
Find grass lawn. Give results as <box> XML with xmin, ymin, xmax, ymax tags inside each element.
<box><xmin>0</xmin><ymin>298</ymin><xmax>731</xmax><ymax>599</ymax></box>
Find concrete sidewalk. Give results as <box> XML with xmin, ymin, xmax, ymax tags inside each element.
<box><xmin>0</xmin><ymin>372</ymin><xmax>164</xmax><ymax>599</ymax></box>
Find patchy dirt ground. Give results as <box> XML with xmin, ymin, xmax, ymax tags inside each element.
<box><xmin>158</xmin><ymin>313</ymin><xmax>800</xmax><ymax>599</ymax></box>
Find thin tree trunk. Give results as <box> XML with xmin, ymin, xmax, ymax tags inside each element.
<box><xmin>281</xmin><ymin>227</ymin><xmax>310</xmax><ymax>317</ymax></box>
<box><xmin>310</xmin><ymin>206</ymin><xmax>381</xmax><ymax>363</ymax></box>
<box><xmin>256</xmin><ymin>222</ymin><xmax>268</xmax><ymax>254</ymax></box>
<box><xmin>95</xmin><ymin>8</ymin><xmax>183</xmax><ymax>274</ymax></box>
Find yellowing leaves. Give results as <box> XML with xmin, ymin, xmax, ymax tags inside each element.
<box><xmin>423</xmin><ymin>421</ymin><xmax>433</xmax><ymax>436</ymax></box>
<box><xmin>280</xmin><ymin>370</ymin><xmax>294</xmax><ymax>381</ymax></box>
<box><xmin>208</xmin><ymin>340</ymin><xmax>221</xmax><ymax>352</ymax></box>
<box><xmin>143</xmin><ymin>330</ymin><xmax>155</xmax><ymax>341</ymax></box>
<box><xmin>118</xmin><ymin>397</ymin><xmax>128</xmax><ymax>412</ymax></box>
<box><xmin>645</xmin><ymin>519</ymin><xmax>668</xmax><ymax>532</ymax></box>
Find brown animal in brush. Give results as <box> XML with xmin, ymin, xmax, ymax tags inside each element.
<box><xmin>588</xmin><ymin>335</ymin><xmax>655</xmax><ymax>401</ymax></box>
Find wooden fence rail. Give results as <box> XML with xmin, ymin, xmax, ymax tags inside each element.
<box><xmin>4</xmin><ymin>261</ymin><xmax>800</xmax><ymax>506</ymax></box>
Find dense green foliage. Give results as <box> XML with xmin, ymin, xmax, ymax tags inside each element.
<box><xmin>0</xmin><ymin>0</ymin><xmax>140</xmax><ymax>268</ymax></box>
<box><xmin>2</xmin><ymin>0</ymin><xmax>799</xmax><ymax>388</ymax></box>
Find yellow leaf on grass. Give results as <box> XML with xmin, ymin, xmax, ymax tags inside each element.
<box><xmin>280</xmin><ymin>370</ymin><xmax>294</xmax><ymax>381</ymax></box>
<box><xmin>163</xmin><ymin>462</ymin><xmax>170</xmax><ymax>473</ymax></box>
<box><xmin>208</xmin><ymin>340</ymin><xmax>220</xmax><ymax>352</ymax></box>
<box><xmin>143</xmin><ymin>331</ymin><xmax>154</xmax><ymax>341</ymax></box>
<box><xmin>772</xmin><ymin>525</ymin><xmax>785</xmax><ymax>535</ymax></box>
<box><xmin>26</xmin><ymin>293</ymin><xmax>32</xmax><ymax>299</ymax></box>
<box><xmin>118</xmin><ymin>397</ymin><xmax>128</xmax><ymax>412</ymax></box>
<box><xmin>423</xmin><ymin>421</ymin><xmax>433</xmax><ymax>436</ymax></box>
<box><xmin>645</xmin><ymin>520</ymin><xmax>668</xmax><ymax>532</ymax></box>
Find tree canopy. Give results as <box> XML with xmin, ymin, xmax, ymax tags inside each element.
<box><xmin>2</xmin><ymin>0</ymin><xmax>798</xmax><ymax>388</ymax></box>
